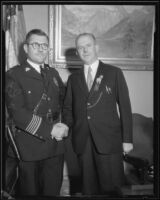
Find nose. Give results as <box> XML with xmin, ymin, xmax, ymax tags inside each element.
<box><xmin>83</xmin><ymin>46</ymin><xmax>88</xmax><ymax>53</ymax></box>
<box><xmin>38</xmin><ymin>45</ymin><xmax>44</xmax><ymax>51</ymax></box>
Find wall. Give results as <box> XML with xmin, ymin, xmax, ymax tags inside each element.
<box><xmin>23</xmin><ymin>5</ymin><xmax>153</xmax><ymax>118</ymax></box>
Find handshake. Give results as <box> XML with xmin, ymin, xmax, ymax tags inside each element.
<box><xmin>51</xmin><ymin>122</ymin><xmax>69</xmax><ymax>141</ymax></box>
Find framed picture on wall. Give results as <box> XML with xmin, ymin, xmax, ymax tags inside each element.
<box><xmin>49</xmin><ymin>5</ymin><xmax>155</xmax><ymax>70</ymax></box>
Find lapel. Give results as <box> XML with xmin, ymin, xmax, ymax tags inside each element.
<box><xmin>77</xmin><ymin>68</ymin><xmax>89</xmax><ymax>97</ymax></box>
<box><xmin>89</xmin><ymin>61</ymin><xmax>105</xmax><ymax>97</ymax></box>
<box><xmin>22</xmin><ymin>61</ymin><xmax>42</xmax><ymax>81</ymax></box>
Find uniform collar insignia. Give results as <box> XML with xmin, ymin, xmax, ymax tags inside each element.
<box><xmin>25</xmin><ymin>67</ymin><xmax>31</xmax><ymax>72</ymax></box>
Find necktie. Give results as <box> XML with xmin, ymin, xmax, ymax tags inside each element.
<box><xmin>40</xmin><ymin>65</ymin><xmax>46</xmax><ymax>79</ymax></box>
<box><xmin>40</xmin><ymin>65</ymin><xmax>48</xmax><ymax>90</ymax></box>
<box><xmin>87</xmin><ymin>66</ymin><xmax>93</xmax><ymax>91</ymax></box>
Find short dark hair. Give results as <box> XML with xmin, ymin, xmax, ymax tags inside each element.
<box><xmin>25</xmin><ymin>29</ymin><xmax>49</xmax><ymax>44</ymax></box>
<box><xmin>75</xmin><ymin>33</ymin><xmax>96</xmax><ymax>46</ymax></box>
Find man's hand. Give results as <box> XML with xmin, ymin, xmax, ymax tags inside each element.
<box><xmin>123</xmin><ymin>143</ymin><xmax>133</xmax><ymax>155</ymax></box>
<box><xmin>51</xmin><ymin>123</ymin><xmax>69</xmax><ymax>141</ymax></box>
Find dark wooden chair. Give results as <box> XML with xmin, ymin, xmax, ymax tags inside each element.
<box><xmin>123</xmin><ymin>113</ymin><xmax>153</xmax><ymax>185</ymax></box>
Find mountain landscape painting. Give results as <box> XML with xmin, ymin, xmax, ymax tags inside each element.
<box><xmin>60</xmin><ymin>5</ymin><xmax>154</xmax><ymax>60</ymax></box>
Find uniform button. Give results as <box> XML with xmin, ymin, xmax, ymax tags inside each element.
<box><xmin>87</xmin><ymin>116</ymin><xmax>91</xmax><ymax>119</ymax></box>
<box><xmin>28</xmin><ymin>91</ymin><xmax>31</xmax><ymax>94</ymax></box>
<box><xmin>48</xmin><ymin>97</ymin><xmax>51</xmax><ymax>101</ymax></box>
<box><xmin>35</xmin><ymin>134</ymin><xmax>38</xmax><ymax>136</ymax></box>
<box><xmin>40</xmin><ymin>136</ymin><xmax>43</xmax><ymax>139</ymax></box>
<box><xmin>48</xmin><ymin>109</ymin><xmax>52</xmax><ymax>112</ymax></box>
<box><xmin>87</xmin><ymin>102</ymin><xmax>91</xmax><ymax>106</ymax></box>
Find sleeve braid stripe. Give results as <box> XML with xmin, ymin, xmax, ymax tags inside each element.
<box><xmin>27</xmin><ymin>115</ymin><xmax>39</xmax><ymax>134</ymax></box>
<box><xmin>26</xmin><ymin>115</ymin><xmax>42</xmax><ymax>135</ymax></box>
<box><xmin>26</xmin><ymin>115</ymin><xmax>38</xmax><ymax>133</ymax></box>
<box><xmin>32</xmin><ymin>117</ymin><xmax>42</xmax><ymax>135</ymax></box>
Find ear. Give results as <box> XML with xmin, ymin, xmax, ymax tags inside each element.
<box><xmin>75</xmin><ymin>50</ymin><xmax>78</xmax><ymax>55</ymax></box>
<box><xmin>95</xmin><ymin>44</ymin><xmax>99</xmax><ymax>54</ymax></box>
<box><xmin>75</xmin><ymin>50</ymin><xmax>80</xmax><ymax>57</ymax></box>
<box><xmin>23</xmin><ymin>43</ymin><xmax>28</xmax><ymax>54</ymax></box>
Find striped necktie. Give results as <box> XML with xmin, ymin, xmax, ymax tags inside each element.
<box><xmin>87</xmin><ymin>66</ymin><xmax>93</xmax><ymax>91</ymax></box>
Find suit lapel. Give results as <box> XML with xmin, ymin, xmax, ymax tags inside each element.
<box><xmin>77</xmin><ymin>68</ymin><xmax>89</xmax><ymax>97</ymax></box>
<box><xmin>89</xmin><ymin>61</ymin><xmax>104</xmax><ymax>96</ymax></box>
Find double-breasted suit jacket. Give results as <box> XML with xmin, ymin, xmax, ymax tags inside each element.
<box><xmin>5</xmin><ymin>61</ymin><xmax>65</xmax><ymax>161</ymax></box>
<box><xmin>63</xmin><ymin>61</ymin><xmax>133</xmax><ymax>155</ymax></box>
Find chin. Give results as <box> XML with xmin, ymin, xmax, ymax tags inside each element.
<box><xmin>37</xmin><ymin>60</ymin><xmax>45</xmax><ymax>64</ymax></box>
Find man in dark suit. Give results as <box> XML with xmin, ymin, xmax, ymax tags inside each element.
<box><xmin>63</xmin><ymin>33</ymin><xmax>133</xmax><ymax>195</ymax></box>
<box><xmin>5</xmin><ymin>29</ymin><xmax>69</xmax><ymax>196</ymax></box>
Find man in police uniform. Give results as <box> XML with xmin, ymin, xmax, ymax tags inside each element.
<box><xmin>63</xmin><ymin>33</ymin><xmax>133</xmax><ymax>195</ymax></box>
<box><xmin>5</xmin><ymin>29</ymin><xmax>69</xmax><ymax>196</ymax></box>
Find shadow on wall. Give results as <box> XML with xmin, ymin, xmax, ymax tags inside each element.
<box><xmin>64</xmin><ymin>47</ymin><xmax>82</xmax><ymax>74</ymax></box>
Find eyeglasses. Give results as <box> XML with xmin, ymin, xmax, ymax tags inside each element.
<box><xmin>28</xmin><ymin>42</ymin><xmax>49</xmax><ymax>50</ymax></box>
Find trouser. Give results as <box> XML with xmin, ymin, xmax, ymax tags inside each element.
<box><xmin>78</xmin><ymin>135</ymin><xmax>124</xmax><ymax>196</ymax></box>
<box><xmin>5</xmin><ymin>156</ymin><xmax>19</xmax><ymax>195</ymax></box>
<box><xmin>17</xmin><ymin>155</ymin><xmax>64</xmax><ymax>196</ymax></box>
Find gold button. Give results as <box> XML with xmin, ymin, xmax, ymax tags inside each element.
<box><xmin>87</xmin><ymin>116</ymin><xmax>91</xmax><ymax>119</ymax></box>
<box><xmin>48</xmin><ymin>97</ymin><xmax>51</xmax><ymax>101</ymax></box>
<box><xmin>87</xmin><ymin>102</ymin><xmax>91</xmax><ymax>106</ymax></box>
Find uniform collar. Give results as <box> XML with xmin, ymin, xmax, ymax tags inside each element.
<box><xmin>27</xmin><ymin>59</ymin><xmax>44</xmax><ymax>73</ymax></box>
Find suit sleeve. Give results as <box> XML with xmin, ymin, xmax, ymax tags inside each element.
<box><xmin>5</xmin><ymin>72</ymin><xmax>53</xmax><ymax>140</ymax></box>
<box><xmin>116</xmin><ymin>68</ymin><xmax>133</xmax><ymax>143</ymax></box>
<box><xmin>55</xmin><ymin>70</ymin><xmax>66</xmax><ymax>110</ymax></box>
<box><xmin>62</xmin><ymin>76</ymin><xmax>73</xmax><ymax>127</ymax></box>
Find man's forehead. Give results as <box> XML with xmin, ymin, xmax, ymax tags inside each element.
<box><xmin>29</xmin><ymin>34</ymin><xmax>48</xmax><ymax>42</ymax></box>
<box><xmin>77</xmin><ymin>35</ymin><xmax>95</xmax><ymax>44</ymax></box>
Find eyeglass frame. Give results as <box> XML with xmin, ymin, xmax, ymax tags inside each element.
<box><xmin>27</xmin><ymin>42</ymin><xmax>49</xmax><ymax>50</ymax></box>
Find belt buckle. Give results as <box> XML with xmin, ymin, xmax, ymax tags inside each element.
<box><xmin>46</xmin><ymin>112</ymin><xmax>53</xmax><ymax>123</ymax></box>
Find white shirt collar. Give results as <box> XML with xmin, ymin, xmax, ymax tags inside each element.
<box><xmin>27</xmin><ymin>59</ymin><xmax>44</xmax><ymax>73</ymax></box>
<box><xmin>84</xmin><ymin>60</ymin><xmax>99</xmax><ymax>81</ymax></box>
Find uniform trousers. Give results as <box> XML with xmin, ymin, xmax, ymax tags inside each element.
<box><xmin>78</xmin><ymin>135</ymin><xmax>124</xmax><ymax>196</ymax></box>
<box><xmin>17</xmin><ymin>154</ymin><xmax>64</xmax><ymax>196</ymax></box>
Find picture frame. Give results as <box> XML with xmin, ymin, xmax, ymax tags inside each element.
<box><xmin>49</xmin><ymin>5</ymin><xmax>155</xmax><ymax>70</ymax></box>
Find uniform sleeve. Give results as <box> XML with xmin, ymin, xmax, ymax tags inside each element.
<box><xmin>116</xmin><ymin>68</ymin><xmax>133</xmax><ymax>143</ymax></box>
<box><xmin>62</xmin><ymin>77</ymin><xmax>73</xmax><ymax>127</ymax></box>
<box><xmin>5</xmin><ymin>72</ymin><xmax>53</xmax><ymax>140</ymax></box>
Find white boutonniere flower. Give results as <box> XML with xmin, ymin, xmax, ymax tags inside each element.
<box><xmin>94</xmin><ymin>75</ymin><xmax>103</xmax><ymax>91</ymax></box>
<box><xmin>25</xmin><ymin>67</ymin><xmax>30</xmax><ymax>72</ymax></box>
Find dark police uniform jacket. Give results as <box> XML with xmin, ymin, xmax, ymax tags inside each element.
<box><xmin>63</xmin><ymin>61</ymin><xmax>133</xmax><ymax>155</ymax></box>
<box><xmin>5</xmin><ymin>61</ymin><xmax>65</xmax><ymax>161</ymax></box>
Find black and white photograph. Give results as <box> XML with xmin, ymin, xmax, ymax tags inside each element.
<box><xmin>1</xmin><ymin>1</ymin><xmax>159</xmax><ymax>200</ymax></box>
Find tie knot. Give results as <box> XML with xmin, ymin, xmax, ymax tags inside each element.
<box><xmin>40</xmin><ymin>65</ymin><xmax>44</xmax><ymax>70</ymax></box>
<box><xmin>88</xmin><ymin>66</ymin><xmax>92</xmax><ymax>72</ymax></box>
<box><xmin>40</xmin><ymin>65</ymin><xmax>46</xmax><ymax>77</ymax></box>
